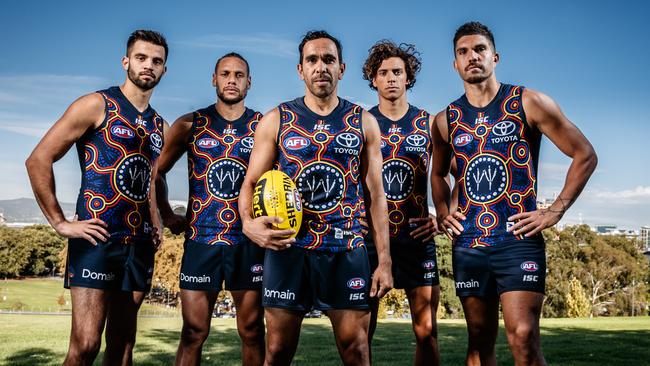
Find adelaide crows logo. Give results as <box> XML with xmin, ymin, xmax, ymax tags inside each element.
<box><xmin>115</xmin><ymin>154</ymin><xmax>152</xmax><ymax>202</ymax></box>
<box><xmin>382</xmin><ymin>159</ymin><xmax>414</xmax><ymax>201</ymax></box>
<box><xmin>207</xmin><ymin>159</ymin><xmax>246</xmax><ymax>199</ymax></box>
<box><xmin>296</xmin><ymin>162</ymin><xmax>344</xmax><ymax>211</ymax></box>
<box><xmin>464</xmin><ymin>154</ymin><xmax>508</xmax><ymax>203</ymax></box>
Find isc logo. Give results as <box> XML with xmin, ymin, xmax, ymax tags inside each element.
<box><xmin>349</xmin><ymin>293</ymin><xmax>365</xmax><ymax>301</ymax></box>
<box><xmin>111</xmin><ymin>126</ymin><xmax>134</xmax><ymax>138</ymax></box>
<box><xmin>454</xmin><ymin>133</ymin><xmax>473</xmax><ymax>146</ymax></box>
<box><xmin>197</xmin><ymin>138</ymin><xmax>218</xmax><ymax>148</ymax></box>
<box><xmin>520</xmin><ymin>261</ymin><xmax>539</xmax><ymax>272</ymax></box>
<box><xmin>284</xmin><ymin>136</ymin><xmax>310</xmax><ymax>150</ymax></box>
<box><xmin>250</xmin><ymin>264</ymin><xmax>263</xmax><ymax>274</ymax></box>
<box><xmin>347</xmin><ymin>278</ymin><xmax>366</xmax><ymax>290</ymax></box>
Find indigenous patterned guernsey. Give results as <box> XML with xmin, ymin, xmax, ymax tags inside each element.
<box><xmin>277</xmin><ymin>97</ymin><xmax>365</xmax><ymax>252</ymax></box>
<box><xmin>448</xmin><ymin>83</ymin><xmax>542</xmax><ymax>248</ymax></box>
<box><xmin>369</xmin><ymin>105</ymin><xmax>431</xmax><ymax>241</ymax></box>
<box><xmin>75</xmin><ymin>86</ymin><xmax>164</xmax><ymax>243</ymax></box>
<box><xmin>186</xmin><ymin>106</ymin><xmax>261</xmax><ymax>245</ymax></box>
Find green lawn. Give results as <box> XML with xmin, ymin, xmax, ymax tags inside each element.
<box><xmin>1</xmin><ymin>315</ymin><xmax>648</xmax><ymax>365</ymax></box>
<box><xmin>0</xmin><ymin>278</ymin><xmax>178</xmax><ymax>316</ymax></box>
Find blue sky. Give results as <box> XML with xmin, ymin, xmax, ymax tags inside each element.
<box><xmin>1</xmin><ymin>0</ymin><xmax>648</xmax><ymax>228</ymax></box>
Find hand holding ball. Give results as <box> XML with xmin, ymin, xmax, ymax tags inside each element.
<box><xmin>252</xmin><ymin>170</ymin><xmax>303</xmax><ymax>237</ymax></box>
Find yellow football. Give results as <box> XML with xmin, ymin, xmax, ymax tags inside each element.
<box><xmin>252</xmin><ymin>170</ymin><xmax>303</xmax><ymax>237</ymax></box>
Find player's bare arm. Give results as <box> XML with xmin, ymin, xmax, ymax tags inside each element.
<box><xmin>239</xmin><ymin>108</ymin><xmax>296</xmax><ymax>250</ymax></box>
<box><xmin>25</xmin><ymin>93</ymin><xmax>110</xmax><ymax>245</ymax></box>
<box><xmin>155</xmin><ymin>114</ymin><xmax>192</xmax><ymax>235</ymax></box>
<box><xmin>430</xmin><ymin>110</ymin><xmax>466</xmax><ymax>239</ymax></box>
<box><xmin>508</xmin><ymin>89</ymin><xmax>597</xmax><ymax>236</ymax></box>
<box><xmin>361</xmin><ymin>110</ymin><xmax>393</xmax><ymax>298</ymax></box>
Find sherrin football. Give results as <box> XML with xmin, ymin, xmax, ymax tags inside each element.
<box><xmin>252</xmin><ymin>170</ymin><xmax>302</xmax><ymax>237</ymax></box>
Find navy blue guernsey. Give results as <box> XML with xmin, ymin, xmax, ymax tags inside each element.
<box><xmin>277</xmin><ymin>97</ymin><xmax>365</xmax><ymax>252</ymax></box>
<box><xmin>186</xmin><ymin>105</ymin><xmax>261</xmax><ymax>245</ymax></box>
<box><xmin>448</xmin><ymin>84</ymin><xmax>542</xmax><ymax>248</ymax></box>
<box><xmin>75</xmin><ymin>86</ymin><xmax>164</xmax><ymax>243</ymax></box>
<box><xmin>369</xmin><ymin>105</ymin><xmax>432</xmax><ymax>241</ymax></box>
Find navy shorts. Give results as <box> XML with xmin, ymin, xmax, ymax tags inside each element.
<box><xmin>179</xmin><ymin>239</ymin><xmax>265</xmax><ymax>291</ymax></box>
<box><xmin>367</xmin><ymin>240</ymin><xmax>439</xmax><ymax>289</ymax></box>
<box><xmin>453</xmin><ymin>239</ymin><xmax>546</xmax><ymax>297</ymax></box>
<box><xmin>262</xmin><ymin>246</ymin><xmax>370</xmax><ymax>312</ymax></box>
<box><xmin>64</xmin><ymin>238</ymin><xmax>155</xmax><ymax>292</ymax></box>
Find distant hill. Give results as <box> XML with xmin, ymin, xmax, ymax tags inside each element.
<box><xmin>0</xmin><ymin>198</ymin><xmax>75</xmax><ymax>223</ymax></box>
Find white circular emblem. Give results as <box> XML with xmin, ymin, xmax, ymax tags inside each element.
<box><xmin>382</xmin><ymin>159</ymin><xmax>414</xmax><ymax>201</ymax></box>
<box><xmin>464</xmin><ymin>154</ymin><xmax>507</xmax><ymax>203</ymax></box>
<box><xmin>207</xmin><ymin>159</ymin><xmax>247</xmax><ymax>199</ymax></box>
<box><xmin>296</xmin><ymin>163</ymin><xmax>344</xmax><ymax>211</ymax></box>
<box><xmin>116</xmin><ymin>155</ymin><xmax>151</xmax><ymax>201</ymax></box>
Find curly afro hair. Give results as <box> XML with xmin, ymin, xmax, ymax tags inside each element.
<box><xmin>362</xmin><ymin>40</ymin><xmax>422</xmax><ymax>91</ymax></box>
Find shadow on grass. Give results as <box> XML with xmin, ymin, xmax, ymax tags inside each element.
<box><xmin>3</xmin><ymin>347</ymin><xmax>62</xmax><ymax>366</ymax></box>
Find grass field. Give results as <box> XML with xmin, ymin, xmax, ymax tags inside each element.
<box><xmin>1</xmin><ymin>279</ymin><xmax>649</xmax><ymax>365</ymax></box>
<box><xmin>1</xmin><ymin>315</ymin><xmax>648</xmax><ymax>365</ymax></box>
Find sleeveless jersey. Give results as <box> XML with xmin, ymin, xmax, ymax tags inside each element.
<box><xmin>369</xmin><ymin>105</ymin><xmax>432</xmax><ymax>241</ymax></box>
<box><xmin>277</xmin><ymin>97</ymin><xmax>365</xmax><ymax>252</ymax></box>
<box><xmin>448</xmin><ymin>83</ymin><xmax>542</xmax><ymax>248</ymax></box>
<box><xmin>186</xmin><ymin>105</ymin><xmax>261</xmax><ymax>245</ymax></box>
<box><xmin>75</xmin><ymin>86</ymin><xmax>164</xmax><ymax>243</ymax></box>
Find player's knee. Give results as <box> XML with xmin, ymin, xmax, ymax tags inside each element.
<box><xmin>180</xmin><ymin>323</ymin><xmax>210</xmax><ymax>346</ymax></box>
<box><xmin>338</xmin><ymin>332</ymin><xmax>369</xmax><ymax>357</ymax></box>
<box><xmin>507</xmin><ymin>323</ymin><xmax>538</xmax><ymax>352</ymax></box>
<box><xmin>412</xmin><ymin>321</ymin><xmax>435</xmax><ymax>343</ymax></box>
<box><xmin>238</xmin><ymin>320</ymin><xmax>265</xmax><ymax>346</ymax></box>
<box><xmin>69</xmin><ymin>336</ymin><xmax>102</xmax><ymax>361</ymax></box>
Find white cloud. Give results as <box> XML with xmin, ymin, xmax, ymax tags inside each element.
<box><xmin>178</xmin><ymin>33</ymin><xmax>297</xmax><ymax>58</ymax></box>
<box><xmin>588</xmin><ymin>186</ymin><xmax>650</xmax><ymax>201</ymax></box>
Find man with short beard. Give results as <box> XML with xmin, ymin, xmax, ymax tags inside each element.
<box><xmin>25</xmin><ymin>29</ymin><xmax>168</xmax><ymax>365</ymax></box>
<box><xmin>239</xmin><ymin>30</ymin><xmax>393</xmax><ymax>366</ymax></box>
<box><xmin>431</xmin><ymin>22</ymin><xmax>597</xmax><ymax>366</ymax></box>
<box><xmin>155</xmin><ymin>53</ymin><xmax>265</xmax><ymax>366</ymax></box>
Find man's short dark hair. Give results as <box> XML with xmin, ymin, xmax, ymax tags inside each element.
<box><xmin>126</xmin><ymin>29</ymin><xmax>169</xmax><ymax>61</ymax></box>
<box><xmin>298</xmin><ymin>30</ymin><xmax>343</xmax><ymax>64</ymax></box>
<box><xmin>453</xmin><ymin>21</ymin><xmax>496</xmax><ymax>52</ymax></box>
<box><xmin>362</xmin><ymin>40</ymin><xmax>422</xmax><ymax>91</ymax></box>
<box><xmin>215</xmin><ymin>52</ymin><xmax>250</xmax><ymax>76</ymax></box>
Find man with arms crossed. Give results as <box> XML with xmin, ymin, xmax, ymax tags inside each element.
<box><xmin>156</xmin><ymin>52</ymin><xmax>265</xmax><ymax>366</ymax></box>
<box><xmin>25</xmin><ymin>30</ymin><xmax>168</xmax><ymax>365</ymax></box>
<box><xmin>361</xmin><ymin>40</ymin><xmax>440</xmax><ymax>365</ymax></box>
<box><xmin>431</xmin><ymin>22</ymin><xmax>597</xmax><ymax>366</ymax></box>
<box><xmin>239</xmin><ymin>30</ymin><xmax>393</xmax><ymax>366</ymax></box>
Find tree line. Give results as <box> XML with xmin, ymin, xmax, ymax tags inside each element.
<box><xmin>1</xmin><ymin>224</ymin><xmax>648</xmax><ymax>317</ymax></box>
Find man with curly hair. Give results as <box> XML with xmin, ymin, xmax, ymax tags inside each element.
<box><xmin>362</xmin><ymin>40</ymin><xmax>441</xmax><ymax>366</ymax></box>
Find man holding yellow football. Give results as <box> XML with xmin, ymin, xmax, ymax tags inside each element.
<box><xmin>239</xmin><ymin>30</ymin><xmax>393</xmax><ymax>366</ymax></box>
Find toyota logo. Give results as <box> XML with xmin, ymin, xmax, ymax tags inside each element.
<box><xmin>241</xmin><ymin>136</ymin><xmax>254</xmax><ymax>149</ymax></box>
<box><xmin>150</xmin><ymin>133</ymin><xmax>163</xmax><ymax>148</ymax></box>
<box><xmin>406</xmin><ymin>134</ymin><xmax>427</xmax><ymax>147</ymax></box>
<box><xmin>336</xmin><ymin>132</ymin><xmax>360</xmax><ymax>148</ymax></box>
<box><xmin>492</xmin><ymin>121</ymin><xmax>516</xmax><ymax>137</ymax></box>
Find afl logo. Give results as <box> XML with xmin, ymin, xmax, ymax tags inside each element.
<box><xmin>111</xmin><ymin>126</ymin><xmax>134</xmax><ymax>138</ymax></box>
<box><xmin>197</xmin><ymin>138</ymin><xmax>218</xmax><ymax>149</ymax></box>
<box><xmin>422</xmin><ymin>260</ymin><xmax>436</xmax><ymax>270</ymax></box>
<box><xmin>454</xmin><ymin>133</ymin><xmax>473</xmax><ymax>146</ymax></box>
<box><xmin>250</xmin><ymin>264</ymin><xmax>263</xmax><ymax>274</ymax></box>
<box><xmin>492</xmin><ymin>121</ymin><xmax>516</xmax><ymax>137</ymax></box>
<box><xmin>241</xmin><ymin>137</ymin><xmax>254</xmax><ymax>149</ymax></box>
<box><xmin>336</xmin><ymin>132</ymin><xmax>360</xmax><ymax>148</ymax></box>
<box><xmin>150</xmin><ymin>133</ymin><xmax>162</xmax><ymax>149</ymax></box>
<box><xmin>347</xmin><ymin>277</ymin><xmax>366</xmax><ymax>290</ymax></box>
<box><xmin>284</xmin><ymin>136</ymin><xmax>310</xmax><ymax>150</ymax></box>
<box><xmin>406</xmin><ymin>134</ymin><xmax>427</xmax><ymax>147</ymax></box>
<box><xmin>520</xmin><ymin>261</ymin><xmax>539</xmax><ymax>272</ymax></box>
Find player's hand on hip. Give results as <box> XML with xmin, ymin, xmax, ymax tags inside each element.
<box><xmin>358</xmin><ymin>211</ymin><xmax>369</xmax><ymax>236</ymax></box>
<box><xmin>54</xmin><ymin>215</ymin><xmax>109</xmax><ymax>245</ymax></box>
<box><xmin>409</xmin><ymin>215</ymin><xmax>438</xmax><ymax>242</ymax></box>
<box><xmin>162</xmin><ymin>213</ymin><xmax>187</xmax><ymax>235</ymax></box>
<box><xmin>151</xmin><ymin>225</ymin><xmax>163</xmax><ymax>250</ymax></box>
<box><xmin>439</xmin><ymin>211</ymin><xmax>466</xmax><ymax>240</ymax></box>
<box><xmin>243</xmin><ymin>216</ymin><xmax>296</xmax><ymax>251</ymax></box>
<box><xmin>508</xmin><ymin>209</ymin><xmax>560</xmax><ymax>237</ymax></box>
<box><xmin>370</xmin><ymin>262</ymin><xmax>393</xmax><ymax>298</ymax></box>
